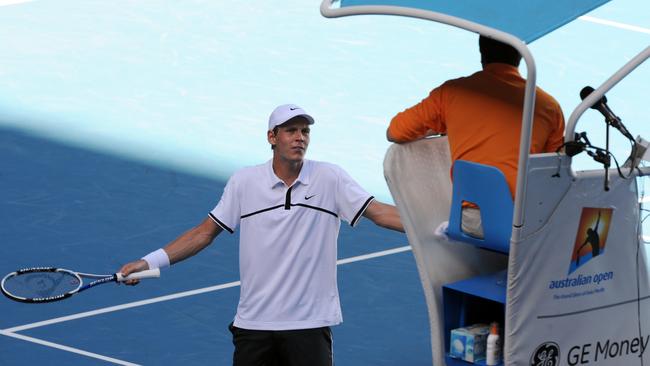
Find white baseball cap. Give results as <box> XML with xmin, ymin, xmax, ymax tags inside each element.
<box><xmin>268</xmin><ymin>104</ymin><xmax>315</xmax><ymax>131</ymax></box>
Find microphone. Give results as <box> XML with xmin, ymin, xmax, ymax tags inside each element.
<box><xmin>580</xmin><ymin>86</ymin><xmax>632</xmax><ymax>139</ymax></box>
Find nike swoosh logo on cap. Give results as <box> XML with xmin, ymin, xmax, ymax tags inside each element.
<box><xmin>289</xmin><ymin>107</ymin><xmax>299</xmax><ymax>110</ymax></box>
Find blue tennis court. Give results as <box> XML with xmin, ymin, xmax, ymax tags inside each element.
<box><xmin>0</xmin><ymin>0</ymin><xmax>648</xmax><ymax>365</ymax></box>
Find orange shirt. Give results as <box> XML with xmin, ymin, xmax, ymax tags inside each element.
<box><xmin>387</xmin><ymin>63</ymin><xmax>565</xmax><ymax>197</ymax></box>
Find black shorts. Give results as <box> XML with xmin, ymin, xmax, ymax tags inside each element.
<box><xmin>229</xmin><ymin>322</ymin><xmax>333</xmax><ymax>366</ymax></box>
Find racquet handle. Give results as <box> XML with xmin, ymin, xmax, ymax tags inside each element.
<box><xmin>116</xmin><ymin>268</ymin><xmax>161</xmax><ymax>282</ymax></box>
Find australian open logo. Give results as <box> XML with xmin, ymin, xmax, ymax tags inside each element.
<box><xmin>531</xmin><ymin>342</ymin><xmax>560</xmax><ymax>366</ymax></box>
<box><xmin>568</xmin><ymin>208</ymin><xmax>613</xmax><ymax>274</ymax></box>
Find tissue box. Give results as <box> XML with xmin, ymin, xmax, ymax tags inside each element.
<box><xmin>449</xmin><ymin>324</ymin><xmax>490</xmax><ymax>363</ymax></box>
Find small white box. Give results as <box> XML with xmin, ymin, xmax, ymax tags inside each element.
<box><xmin>449</xmin><ymin>324</ymin><xmax>490</xmax><ymax>363</ymax></box>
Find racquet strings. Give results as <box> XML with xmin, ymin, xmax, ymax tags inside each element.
<box><xmin>3</xmin><ymin>271</ymin><xmax>80</xmax><ymax>299</ymax></box>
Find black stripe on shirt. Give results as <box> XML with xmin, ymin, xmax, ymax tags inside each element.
<box><xmin>284</xmin><ymin>186</ymin><xmax>292</xmax><ymax>210</ymax></box>
<box><xmin>208</xmin><ymin>213</ymin><xmax>234</xmax><ymax>234</ymax></box>
<box><xmin>293</xmin><ymin>203</ymin><xmax>338</xmax><ymax>218</ymax></box>
<box><xmin>350</xmin><ymin>196</ymin><xmax>374</xmax><ymax>227</ymax></box>
<box><xmin>240</xmin><ymin>203</ymin><xmax>338</xmax><ymax>220</ymax></box>
<box><xmin>240</xmin><ymin>204</ymin><xmax>284</xmax><ymax>219</ymax></box>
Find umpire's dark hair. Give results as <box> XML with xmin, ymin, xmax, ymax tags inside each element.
<box><xmin>479</xmin><ymin>35</ymin><xmax>522</xmax><ymax>67</ymax></box>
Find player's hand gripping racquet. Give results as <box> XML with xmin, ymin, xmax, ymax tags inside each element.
<box><xmin>0</xmin><ymin>267</ymin><xmax>160</xmax><ymax>303</ymax></box>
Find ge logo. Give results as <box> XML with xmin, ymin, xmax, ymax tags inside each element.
<box><xmin>530</xmin><ymin>342</ymin><xmax>560</xmax><ymax>366</ymax></box>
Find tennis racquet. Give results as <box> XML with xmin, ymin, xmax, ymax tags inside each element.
<box><xmin>1</xmin><ymin>267</ymin><xmax>160</xmax><ymax>303</ymax></box>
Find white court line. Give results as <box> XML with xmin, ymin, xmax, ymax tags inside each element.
<box><xmin>0</xmin><ymin>0</ymin><xmax>32</xmax><ymax>6</ymax></box>
<box><xmin>336</xmin><ymin>245</ymin><xmax>411</xmax><ymax>265</ymax></box>
<box><xmin>3</xmin><ymin>280</ymin><xmax>242</xmax><ymax>333</ymax></box>
<box><xmin>0</xmin><ymin>330</ymin><xmax>141</xmax><ymax>366</ymax></box>
<box><xmin>579</xmin><ymin>15</ymin><xmax>650</xmax><ymax>35</ymax></box>
<box><xmin>2</xmin><ymin>245</ymin><xmax>411</xmax><ymax>335</ymax></box>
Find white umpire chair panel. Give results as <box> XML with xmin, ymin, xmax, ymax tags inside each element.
<box><xmin>506</xmin><ymin>155</ymin><xmax>650</xmax><ymax>366</ymax></box>
<box><xmin>383</xmin><ymin>136</ymin><xmax>508</xmax><ymax>366</ymax></box>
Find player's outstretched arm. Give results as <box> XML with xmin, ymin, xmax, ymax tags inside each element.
<box><xmin>362</xmin><ymin>200</ymin><xmax>404</xmax><ymax>233</ymax></box>
<box><xmin>163</xmin><ymin>217</ymin><xmax>223</xmax><ymax>265</ymax></box>
<box><xmin>119</xmin><ymin>217</ymin><xmax>222</xmax><ymax>284</ymax></box>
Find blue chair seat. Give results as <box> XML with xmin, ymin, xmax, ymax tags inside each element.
<box><xmin>446</xmin><ymin>160</ymin><xmax>514</xmax><ymax>254</ymax></box>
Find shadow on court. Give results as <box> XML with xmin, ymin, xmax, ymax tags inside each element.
<box><xmin>0</xmin><ymin>127</ymin><xmax>430</xmax><ymax>365</ymax></box>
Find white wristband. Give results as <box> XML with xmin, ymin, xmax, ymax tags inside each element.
<box><xmin>142</xmin><ymin>248</ymin><xmax>170</xmax><ymax>269</ymax></box>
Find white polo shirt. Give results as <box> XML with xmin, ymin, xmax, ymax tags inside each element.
<box><xmin>209</xmin><ymin>159</ymin><xmax>373</xmax><ymax>330</ymax></box>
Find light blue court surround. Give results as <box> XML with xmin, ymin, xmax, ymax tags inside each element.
<box><xmin>340</xmin><ymin>0</ymin><xmax>611</xmax><ymax>43</ymax></box>
<box><xmin>0</xmin><ymin>0</ymin><xmax>647</xmax><ymax>204</ymax></box>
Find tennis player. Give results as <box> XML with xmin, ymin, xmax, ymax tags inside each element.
<box><xmin>119</xmin><ymin>103</ymin><xmax>404</xmax><ymax>366</ymax></box>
